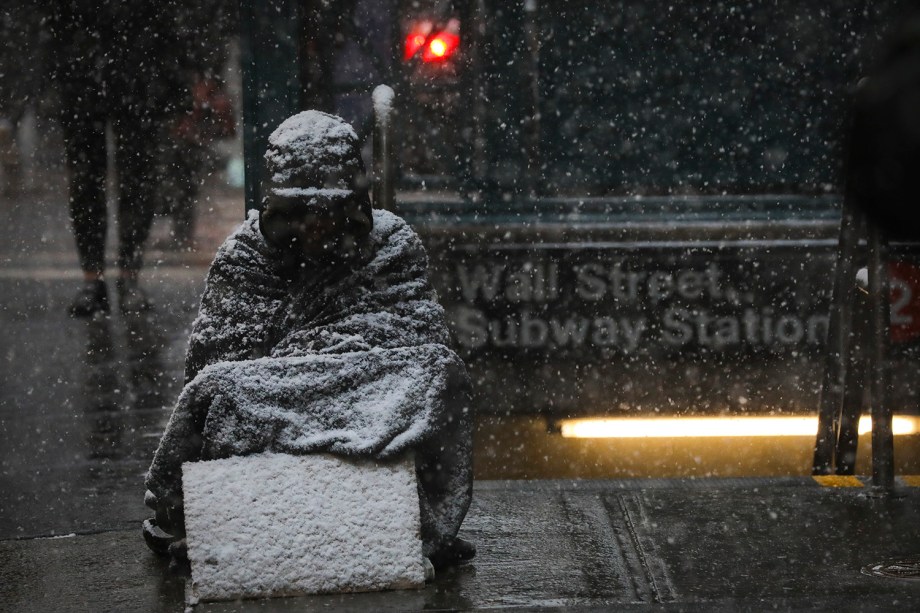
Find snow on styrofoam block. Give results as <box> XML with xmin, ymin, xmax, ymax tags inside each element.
<box><xmin>183</xmin><ymin>452</ymin><xmax>425</xmax><ymax>602</ymax></box>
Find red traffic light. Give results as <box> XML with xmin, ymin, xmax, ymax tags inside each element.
<box><xmin>421</xmin><ymin>32</ymin><xmax>459</xmax><ymax>63</ymax></box>
<box><xmin>404</xmin><ymin>19</ymin><xmax>460</xmax><ymax>63</ymax></box>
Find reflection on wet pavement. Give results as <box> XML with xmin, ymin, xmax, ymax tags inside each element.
<box><xmin>0</xmin><ymin>182</ymin><xmax>241</xmax><ymax>542</ymax></box>
<box><xmin>0</xmin><ymin>277</ymin><xmax>202</xmax><ymax>539</ymax></box>
<box><xmin>81</xmin><ymin>312</ymin><xmax>168</xmax><ymax>462</ymax></box>
<box><xmin>74</xmin><ymin>308</ymin><xmax>179</xmax><ymax>472</ymax></box>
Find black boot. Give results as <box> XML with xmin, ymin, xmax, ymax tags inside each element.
<box><xmin>429</xmin><ymin>537</ymin><xmax>476</xmax><ymax>570</ymax></box>
<box><xmin>68</xmin><ymin>280</ymin><xmax>109</xmax><ymax>317</ymax></box>
<box><xmin>142</xmin><ymin>518</ymin><xmax>177</xmax><ymax>556</ymax></box>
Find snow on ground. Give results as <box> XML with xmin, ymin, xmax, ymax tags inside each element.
<box><xmin>183</xmin><ymin>452</ymin><xmax>425</xmax><ymax>603</ymax></box>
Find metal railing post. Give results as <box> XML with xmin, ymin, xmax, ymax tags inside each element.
<box><xmin>868</xmin><ymin>222</ymin><xmax>894</xmax><ymax>488</ymax></box>
<box><xmin>813</xmin><ymin>198</ymin><xmax>861</xmax><ymax>474</ymax></box>
<box><xmin>372</xmin><ymin>85</ymin><xmax>395</xmax><ymax>211</ymax></box>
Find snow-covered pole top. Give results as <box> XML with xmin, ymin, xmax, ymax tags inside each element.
<box><xmin>373</xmin><ymin>85</ymin><xmax>395</xmax><ymax>130</ymax></box>
<box><xmin>372</xmin><ymin>85</ymin><xmax>396</xmax><ymax>211</ymax></box>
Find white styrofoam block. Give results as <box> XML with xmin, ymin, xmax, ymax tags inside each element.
<box><xmin>182</xmin><ymin>452</ymin><xmax>425</xmax><ymax>602</ymax></box>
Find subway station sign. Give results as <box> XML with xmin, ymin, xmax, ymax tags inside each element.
<box><xmin>429</xmin><ymin>244</ymin><xmax>920</xmax><ymax>359</ymax></box>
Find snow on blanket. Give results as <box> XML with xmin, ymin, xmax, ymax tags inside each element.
<box><xmin>183</xmin><ymin>452</ymin><xmax>425</xmax><ymax>602</ymax></box>
<box><xmin>146</xmin><ymin>208</ymin><xmax>472</xmax><ymax>557</ymax></box>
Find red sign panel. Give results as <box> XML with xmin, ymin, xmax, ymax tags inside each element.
<box><xmin>891</xmin><ymin>261</ymin><xmax>920</xmax><ymax>343</ymax></box>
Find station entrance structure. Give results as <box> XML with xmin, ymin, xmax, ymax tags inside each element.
<box><xmin>239</xmin><ymin>0</ymin><xmax>920</xmax><ymax>480</ymax></box>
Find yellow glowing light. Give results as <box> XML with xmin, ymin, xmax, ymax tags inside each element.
<box><xmin>558</xmin><ymin>415</ymin><xmax>920</xmax><ymax>439</ymax></box>
<box><xmin>429</xmin><ymin>37</ymin><xmax>448</xmax><ymax>57</ymax></box>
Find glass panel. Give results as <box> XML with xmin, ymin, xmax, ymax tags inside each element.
<box><xmin>533</xmin><ymin>1</ymin><xmax>883</xmax><ymax>196</ymax></box>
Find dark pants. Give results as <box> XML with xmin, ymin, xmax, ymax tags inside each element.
<box><xmin>60</xmin><ymin>80</ymin><xmax>160</xmax><ymax>275</ymax></box>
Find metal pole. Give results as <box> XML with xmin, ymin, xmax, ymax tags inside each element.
<box><xmin>836</xmin><ymin>289</ymin><xmax>868</xmax><ymax>475</ymax></box>
<box><xmin>868</xmin><ymin>221</ymin><xmax>894</xmax><ymax>488</ymax></box>
<box><xmin>813</xmin><ymin>198</ymin><xmax>861</xmax><ymax>474</ymax></box>
<box><xmin>372</xmin><ymin>84</ymin><xmax>395</xmax><ymax>211</ymax></box>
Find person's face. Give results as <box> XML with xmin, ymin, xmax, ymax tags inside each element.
<box><xmin>261</xmin><ymin>202</ymin><xmax>343</xmax><ymax>258</ymax></box>
<box><xmin>260</xmin><ymin>191</ymin><xmax>370</xmax><ymax>262</ymax></box>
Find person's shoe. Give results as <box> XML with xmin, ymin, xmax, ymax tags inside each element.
<box><xmin>116</xmin><ymin>278</ymin><xmax>152</xmax><ymax>313</ymax></box>
<box><xmin>429</xmin><ymin>537</ymin><xmax>476</xmax><ymax>570</ymax></box>
<box><xmin>142</xmin><ymin>518</ymin><xmax>176</xmax><ymax>556</ymax></box>
<box><xmin>68</xmin><ymin>280</ymin><xmax>109</xmax><ymax>318</ymax></box>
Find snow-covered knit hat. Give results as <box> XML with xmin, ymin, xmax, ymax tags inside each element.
<box><xmin>262</xmin><ymin>110</ymin><xmax>372</xmax><ymax>229</ymax></box>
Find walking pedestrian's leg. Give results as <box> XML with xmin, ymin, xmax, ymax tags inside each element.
<box><xmin>61</xmin><ymin>93</ymin><xmax>110</xmax><ymax>316</ymax></box>
<box><xmin>113</xmin><ymin>115</ymin><xmax>159</xmax><ymax>312</ymax></box>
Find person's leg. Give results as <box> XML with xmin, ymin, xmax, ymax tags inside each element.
<box><xmin>171</xmin><ymin>142</ymin><xmax>205</xmax><ymax>247</ymax></box>
<box><xmin>60</xmin><ymin>86</ymin><xmax>110</xmax><ymax>315</ymax></box>
<box><xmin>112</xmin><ymin>113</ymin><xmax>159</xmax><ymax>310</ymax></box>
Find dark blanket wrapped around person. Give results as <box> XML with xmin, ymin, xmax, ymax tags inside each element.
<box><xmin>144</xmin><ymin>207</ymin><xmax>473</xmax><ymax>561</ymax></box>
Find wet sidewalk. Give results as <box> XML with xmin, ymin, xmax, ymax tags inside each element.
<box><xmin>3</xmin><ymin>185</ymin><xmax>920</xmax><ymax>611</ymax></box>
<box><xmin>3</xmin><ymin>479</ymin><xmax>920</xmax><ymax>611</ymax></box>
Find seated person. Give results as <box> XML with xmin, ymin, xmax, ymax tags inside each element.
<box><xmin>143</xmin><ymin>110</ymin><xmax>474</xmax><ymax>570</ymax></box>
